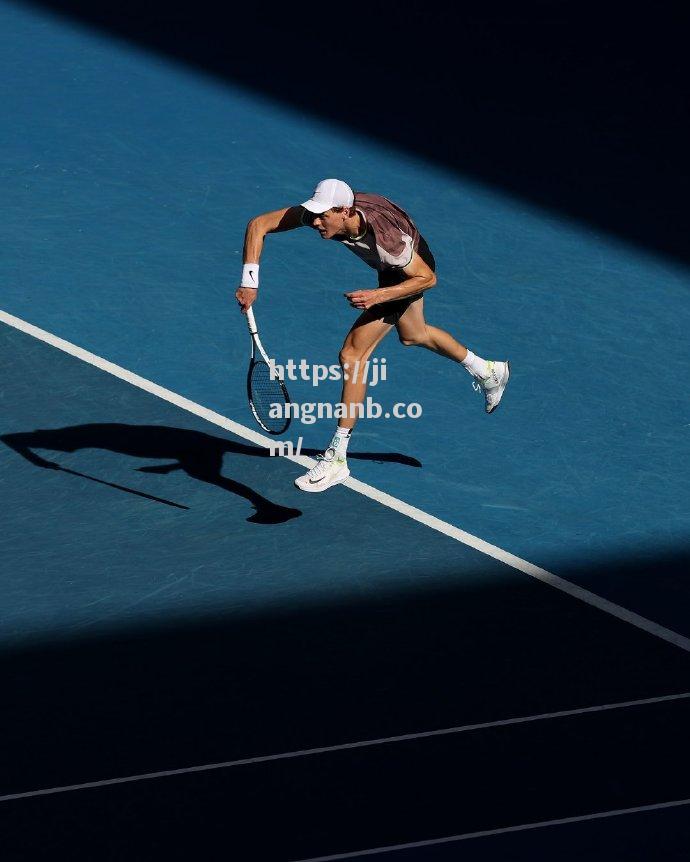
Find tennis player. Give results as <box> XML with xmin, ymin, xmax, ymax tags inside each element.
<box><xmin>236</xmin><ymin>179</ymin><xmax>510</xmax><ymax>493</ymax></box>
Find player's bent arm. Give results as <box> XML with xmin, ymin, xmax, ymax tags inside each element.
<box><xmin>237</xmin><ymin>206</ymin><xmax>305</xmax><ymax>312</ymax></box>
<box><xmin>374</xmin><ymin>252</ymin><xmax>437</xmax><ymax>304</ymax></box>
<box><xmin>243</xmin><ymin>206</ymin><xmax>305</xmax><ymax>264</ymax></box>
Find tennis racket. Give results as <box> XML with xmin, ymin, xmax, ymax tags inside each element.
<box><xmin>245</xmin><ymin>306</ymin><xmax>291</xmax><ymax>435</ymax></box>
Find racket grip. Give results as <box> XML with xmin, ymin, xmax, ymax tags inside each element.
<box><xmin>245</xmin><ymin>306</ymin><xmax>258</xmax><ymax>335</ymax></box>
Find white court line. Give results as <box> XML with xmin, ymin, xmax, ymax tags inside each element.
<box><xmin>292</xmin><ymin>798</ymin><xmax>690</xmax><ymax>862</ymax></box>
<box><xmin>2</xmin><ymin>308</ymin><xmax>690</xmax><ymax>655</ymax></box>
<box><xmin>0</xmin><ymin>690</ymin><xmax>688</xmax><ymax>803</ymax></box>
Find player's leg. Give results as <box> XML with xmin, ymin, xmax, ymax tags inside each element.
<box><xmin>395</xmin><ymin>295</ymin><xmax>511</xmax><ymax>414</ymax></box>
<box><xmin>338</xmin><ymin>311</ymin><xmax>394</xmax><ymax>428</ymax></box>
<box><xmin>395</xmin><ymin>295</ymin><xmax>468</xmax><ymax>361</ymax></box>
<box><xmin>294</xmin><ymin>311</ymin><xmax>392</xmax><ymax>493</ymax></box>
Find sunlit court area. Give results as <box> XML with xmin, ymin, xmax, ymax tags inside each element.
<box><xmin>2</xmin><ymin>1</ymin><xmax>690</xmax><ymax>859</ymax></box>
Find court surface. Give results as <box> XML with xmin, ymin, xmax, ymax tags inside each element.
<box><xmin>2</xmin><ymin>2</ymin><xmax>690</xmax><ymax>859</ymax></box>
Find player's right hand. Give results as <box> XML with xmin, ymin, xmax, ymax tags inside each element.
<box><xmin>235</xmin><ymin>287</ymin><xmax>257</xmax><ymax>314</ymax></box>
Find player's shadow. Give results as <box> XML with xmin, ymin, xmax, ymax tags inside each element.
<box><xmin>0</xmin><ymin>424</ymin><xmax>421</xmax><ymax>524</ymax></box>
<box><xmin>1</xmin><ymin>423</ymin><xmax>300</xmax><ymax>525</ymax></box>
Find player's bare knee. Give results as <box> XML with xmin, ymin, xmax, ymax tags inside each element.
<box><xmin>398</xmin><ymin>332</ymin><xmax>425</xmax><ymax>348</ymax></box>
<box><xmin>339</xmin><ymin>346</ymin><xmax>361</xmax><ymax>368</ymax></box>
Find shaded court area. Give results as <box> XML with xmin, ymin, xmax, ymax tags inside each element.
<box><xmin>2</xmin><ymin>320</ymin><xmax>690</xmax><ymax>859</ymax></box>
<box><xmin>24</xmin><ymin>0</ymin><xmax>690</xmax><ymax>267</ymax></box>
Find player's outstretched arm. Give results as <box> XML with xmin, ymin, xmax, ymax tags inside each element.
<box><xmin>236</xmin><ymin>206</ymin><xmax>304</xmax><ymax>312</ymax></box>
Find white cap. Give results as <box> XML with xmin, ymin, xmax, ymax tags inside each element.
<box><xmin>301</xmin><ymin>178</ymin><xmax>354</xmax><ymax>213</ymax></box>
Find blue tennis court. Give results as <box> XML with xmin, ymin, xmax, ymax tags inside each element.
<box><xmin>2</xmin><ymin>1</ymin><xmax>690</xmax><ymax>859</ymax></box>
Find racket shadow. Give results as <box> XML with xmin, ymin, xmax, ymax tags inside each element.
<box><xmin>1</xmin><ymin>423</ymin><xmax>301</xmax><ymax>525</ymax></box>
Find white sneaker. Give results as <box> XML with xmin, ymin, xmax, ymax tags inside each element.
<box><xmin>473</xmin><ymin>360</ymin><xmax>511</xmax><ymax>414</ymax></box>
<box><xmin>294</xmin><ymin>448</ymin><xmax>350</xmax><ymax>493</ymax></box>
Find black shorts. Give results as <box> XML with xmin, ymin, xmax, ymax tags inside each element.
<box><xmin>370</xmin><ymin>235</ymin><xmax>436</xmax><ymax>325</ymax></box>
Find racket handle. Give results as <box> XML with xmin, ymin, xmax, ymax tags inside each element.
<box><xmin>245</xmin><ymin>306</ymin><xmax>258</xmax><ymax>335</ymax></box>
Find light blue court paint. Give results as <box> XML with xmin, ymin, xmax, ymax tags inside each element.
<box><xmin>2</xmin><ymin>2</ymin><xmax>689</xmax><ymax>601</ymax></box>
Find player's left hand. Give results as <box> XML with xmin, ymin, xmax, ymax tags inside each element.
<box><xmin>344</xmin><ymin>290</ymin><xmax>379</xmax><ymax>310</ymax></box>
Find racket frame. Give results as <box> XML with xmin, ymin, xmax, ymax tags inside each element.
<box><xmin>245</xmin><ymin>307</ymin><xmax>292</xmax><ymax>435</ymax></box>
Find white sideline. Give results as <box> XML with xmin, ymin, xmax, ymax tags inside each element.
<box><xmin>2</xmin><ymin>308</ymin><xmax>690</xmax><ymax>654</ymax></box>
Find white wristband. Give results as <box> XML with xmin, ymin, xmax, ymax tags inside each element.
<box><xmin>241</xmin><ymin>263</ymin><xmax>259</xmax><ymax>289</ymax></box>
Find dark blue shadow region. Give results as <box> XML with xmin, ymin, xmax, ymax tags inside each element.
<box><xmin>2</xmin><ymin>321</ymin><xmax>690</xmax><ymax>858</ymax></box>
<box><xmin>3</xmin><ymin>697</ymin><xmax>690</xmax><ymax>860</ymax></box>
<box><xmin>23</xmin><ymin>0</ymin><xmax>690</xmax><ymax>267</ymax></box>
<box><xmin>357</xmin><ymin>802</ymin><xmax>690</xmax><ymax>862</ymax></box>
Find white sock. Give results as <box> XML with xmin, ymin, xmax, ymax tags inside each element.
<box><xmin>328</xmin><ymin>427</ymin><xmax>351</xmax><ymax>458</ymax></box>
<box><xmin>461</xmin><ymin>350</ymin><xmax>490</xmax><ymax>379</ymax></box>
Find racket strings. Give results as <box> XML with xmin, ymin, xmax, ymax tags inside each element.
<box><xmin>249</xmin><ymin>361</ymin><xmax>289</xmax><ymax>434</ymax></box>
